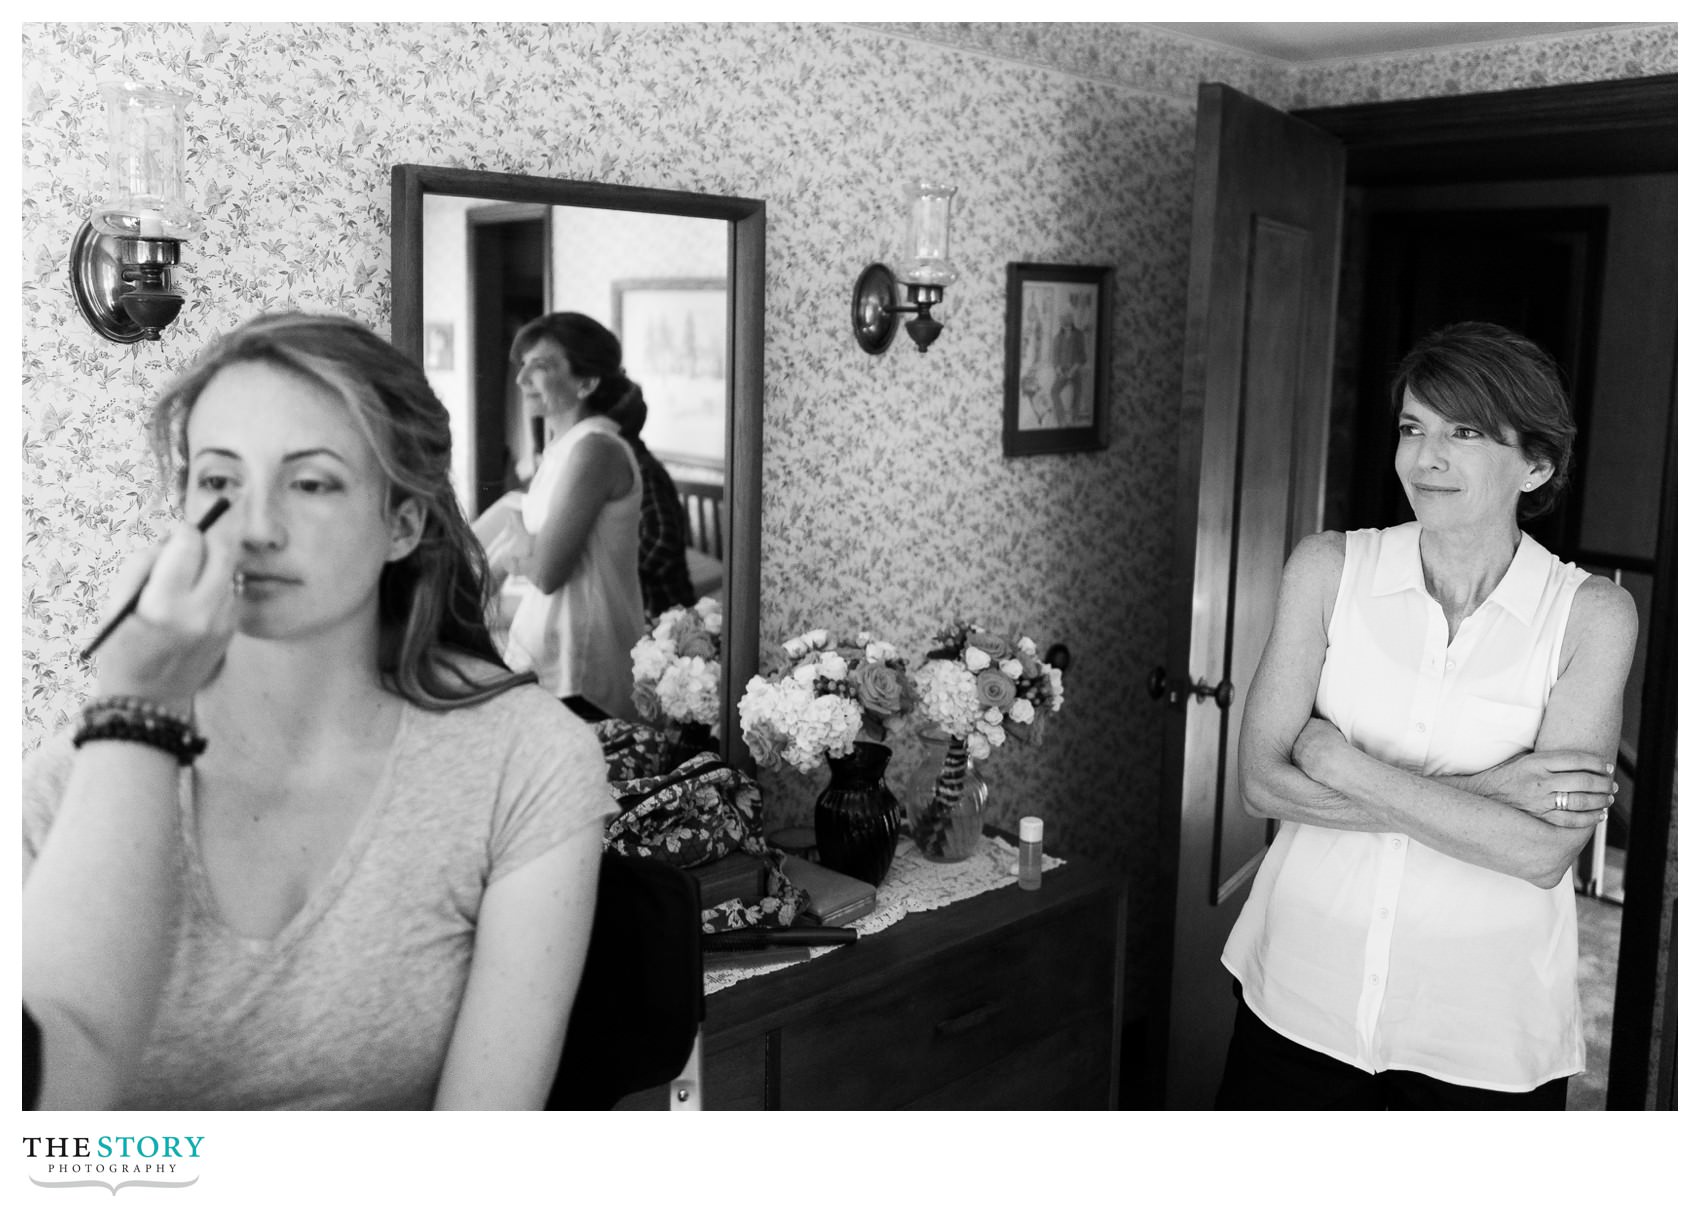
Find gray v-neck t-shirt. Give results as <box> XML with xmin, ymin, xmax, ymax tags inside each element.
<box><xmin>23</xmin><ymin>682</ymin><xmax>614</xmax><ymax>1109</ymax></box>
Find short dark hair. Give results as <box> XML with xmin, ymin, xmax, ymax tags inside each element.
<box><xmin>510</xmin><ymin>312</ymin><xmax>633</xmax><ymax>414</ymax></box>
<box><xmin>1390</xmin><ymin>321</ymin><xmax>1576</xmax><ymax>520</ymax></box>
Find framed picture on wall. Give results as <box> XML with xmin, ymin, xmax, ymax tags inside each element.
<box><xmin>1002</xmin><ymin>262</ymin><xmax>1113</xmax><ymax>456</ymax></box>
<box><xmin>611</xmin><ymin>277</ymin><xmax>727</xmax><ymax>468</ymax></box>
<box><xmin>423</xmin><ymin>321</ymin><xmax>454</xmax><ymax>371</ymax></box>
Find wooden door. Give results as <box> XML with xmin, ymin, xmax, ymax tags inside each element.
<box><xmin>468</xmin><ymin>206</ymin><xmax>548</xmax><ymax>516</ymax></box>
<box><xmin>1152</xmin><ymin>84</ymin><xmax>1345</xmax><ymax>1108</ymax></box>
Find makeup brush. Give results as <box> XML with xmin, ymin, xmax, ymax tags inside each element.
<box><xmin>79</xmin><ymin>497</ymin><xmax>233</xmax><ymax>663</ymax></box>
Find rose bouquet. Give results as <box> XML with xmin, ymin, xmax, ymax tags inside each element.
<box><xmin>737</xmin><ymin>629</ymin><xmax>914</xmax><ymax>774</ymax></box>
<box><xmin>908</xmin><ymin>620</ymin><xmax>1065</xmax><ymax>860</ymax></box>
<box><xmin>630</xmin><ymin>599</ymin><xmax>723</xmax><ymax>754</ymax></box>
<box><xmin>912</xmin><ymin>620</ymin><xmax>1064</xmax><ymax>758</ymax></box>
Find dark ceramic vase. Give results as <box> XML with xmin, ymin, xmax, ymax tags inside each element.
<box><xmin>814</xmin><ymin>741</ymin><xmax>902</xmax><ymax>886</ymax></box>
<box><xmin>663</xmin><ymin>720</ymin><xmax>717</xmax><ymax>771</ymax></box>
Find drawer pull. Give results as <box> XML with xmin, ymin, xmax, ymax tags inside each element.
<box><xmin>934</xmin><ymin>1002</ymin><xmax>1002</xmax><ymax>1037</ymax></box>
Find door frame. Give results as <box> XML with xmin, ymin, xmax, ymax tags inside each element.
<box><xmin>466</xmin><ymin>202</ymin><xmax>550</xmax><ymax>517</ymax></box>
<box><xmin>1293</xmin><ymin>73</ymin><xmax>1677</xmax><ymax>1111</ymax></box>
<box><xmin>1291</xmin><ymin>74</ymin><xmax>1676</xmax><ymax>186</ymax></box>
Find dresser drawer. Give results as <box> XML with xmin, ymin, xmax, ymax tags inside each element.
<box><xmin>775</xmin><ymin>892</ymin><xmax>1117</xmax><ymax>1109</ymax></box>
<box><xmin>901</xmin><ymin>1015</ymin><xmax>1114</xmax><ymax>1109</ymax></box>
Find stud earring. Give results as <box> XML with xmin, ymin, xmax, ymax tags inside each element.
<box><xmin>1523</xmin><ymin>481</ymin><xmax>1534</xmax><ymax>491</ymax></box>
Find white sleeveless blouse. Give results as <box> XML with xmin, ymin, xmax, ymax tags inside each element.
<box><xmin>504</xmin><ymin>415</ymin><xmax>643</xmax><ymax>717</ymax></box>
<box><xmin>1222</xmin><ymin>523</ymin><xmax>1591</xmax><ymax>1091</ymax></box>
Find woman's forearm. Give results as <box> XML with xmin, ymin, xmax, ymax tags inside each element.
<box><xmin>1242</xmin><ymin>747</ymin><xmax>1392</xmax><ymax>834</ymax></box>
<box><xmin>1304</xmin><ymin>737</ymin><xmax>1583</xmax><ymax>886</ymax></box>
<box><xmin>24</xmin><ymin>744</ymin><xmax>185</xmax><ymax>1108</ymax></box>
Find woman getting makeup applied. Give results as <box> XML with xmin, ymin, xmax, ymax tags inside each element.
<box><xmin>478</xmin><ymin>313</ymin><xmax>646</xmax><ymax>723</ymax></box>
<box><xmin>1218</xmin><ymin>322</ymin><xmax>1637</xmax><ymax>1110</ymax></box>
<box><xmin>22</xmin><ymin>313</ymin><xmax>610</xmax><ymax>1110</ymax></box>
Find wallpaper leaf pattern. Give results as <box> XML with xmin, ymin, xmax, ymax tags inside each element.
<box><xmin>20</xmin><ymin>21</ymin><xmax>1675</xmax><ymax>1008</ymax></box>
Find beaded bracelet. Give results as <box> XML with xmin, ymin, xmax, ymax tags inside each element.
<box><xmin>72</xmin><ymin>696</ymin><xmax>207</xmax><ymax>766</ymax></box>
<box><xmin>78</xmin><ymin>694</ymin><xmax>195</xmax><ymax>731</ymax></box>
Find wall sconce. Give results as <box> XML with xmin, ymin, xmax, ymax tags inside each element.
<box><xmin>851</xmin><ymin>181</ymin><xmax>959</xmax><ymax>354</ymax></box>
<box><xmin>69</xmin><ymin>83</ymin><xmax>198</xmax><ymax>343</ymax></box>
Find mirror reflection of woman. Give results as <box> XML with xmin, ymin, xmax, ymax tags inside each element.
<box><xmin>484</xmin><ymin>313</ymin><xmax>645</xmax><ymax>722</ymax></box>
<box><xmin>23</xmin><ymin>313</ymin><xmax>610</xmax><ymax>1109</ymax></box>
<box><xmin>1219</xmin><ymin>322</ymin><xmax>1636</xmax><ymax>1110</ymax></box>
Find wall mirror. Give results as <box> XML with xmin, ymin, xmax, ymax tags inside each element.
<box><xmin>391</xmin><ymin>165</ymin><xmax>764</xmax><ymax>768</ymax></box>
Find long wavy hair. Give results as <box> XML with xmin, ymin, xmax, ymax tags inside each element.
<box><xmin>148</xmin><ymin>311</ymin><xmax>535</xmax><ymax>709</ymax></box>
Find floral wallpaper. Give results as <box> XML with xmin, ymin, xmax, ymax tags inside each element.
<box><xmin>19</xmin><ymin>21</ymin><xmax>1675</xmax><ymax>1016</ymax></box>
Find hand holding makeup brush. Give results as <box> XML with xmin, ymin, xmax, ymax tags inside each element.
<box><xmin>86</xmin><ymin>501</ymin><xmax>243</xmax><ymax>709</ymax></box>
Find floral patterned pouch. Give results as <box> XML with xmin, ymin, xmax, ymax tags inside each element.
<box><xmin>594</xmin><ymin>720</ymin><xmax>809</xmax><ymax>931</ymax></box>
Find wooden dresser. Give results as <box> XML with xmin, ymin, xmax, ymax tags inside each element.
<box><xmin>616</xmin><ymin>858</ymin><xmax>1127</xmax><ymax>1110</ymax></box>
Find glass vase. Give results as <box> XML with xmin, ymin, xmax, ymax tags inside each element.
<box><xmin>815</xmin><ymin>741</ymin><xmax>903</xmax><ymax>886</ymax></box>
<box><xmin>906</xmin><ymin>729</ymin><xmax>989</xmax><ymax>863</ymax></box>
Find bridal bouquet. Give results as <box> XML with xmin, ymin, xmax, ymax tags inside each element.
<box><xmin>911</xmin><ymin>620</ymin><xmax>1065</xmax><ymax>760</ymax></box>
<box><xmin>630</xmin><ymin>597</ymin><xmax>723</xmax><ymax>733</ymax></box>
<box><xmin>737</xmin><ymin>629</ymin><xmax>914</xmax><ymax>773</ymax></box>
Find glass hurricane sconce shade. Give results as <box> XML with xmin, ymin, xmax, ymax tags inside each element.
<box><xmin>892</xmin><ymin>182</ymin><xmax>959</xmax><ymax>289</ymax></box>
<box><xmin>69</xmin><ymin>83</ymin><xmax>199</xmax><ymax>343</ymax></box>
<box><xmin>851</xmin><ymin>181</ymin><xmax>958</xmax><ymax>355</ymax></box>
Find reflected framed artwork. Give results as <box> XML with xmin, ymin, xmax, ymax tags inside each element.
<box><xmin>423</xmin><ymin>321</ymin><xmax>454</xmax><ymax>371</ymax></box>
<box><xmin>1002</xmin><ymin>262</ymin><xmax>1113</xmax><ymax>456</ymax></box>
<box><xmin>612</xmin><ymin>276</ymin><xmax>727</xmax><ymax>468</ymax></box>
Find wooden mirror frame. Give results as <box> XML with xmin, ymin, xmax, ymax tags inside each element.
<box><xmin>390</xmin><ymin>165</ymin><xmax>765</xmax><ymax>770</ymax></box>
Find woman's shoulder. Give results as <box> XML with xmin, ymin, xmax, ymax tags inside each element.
<box><xmin>552</xmin><ymin>421</ymin><xmax>635</xmax><ymax>490</ymax></box>
<box><xmin>418</xmin><ymin>656</ymin><xmax>552</xmax><ymax>722</ymax></box>
<box><xmin>1285</xmin><ymin>530</ymin><xmax>1347</xmax><ymax>582</ymax></box>
<box><xmin>412</xmin><ymin>664</ymin><xmax>604</xmax><ymax>763</ymax></box>
<box><xmin>1566</xmin><ymin>573</ymin><xmax>1639</xmax><ymax>654</ymax></box>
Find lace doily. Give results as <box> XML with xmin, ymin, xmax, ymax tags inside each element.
<box><xmin>704</xmin><ymin>836</ymin><xmax>1065</xmax><ymax>996</ymax></box>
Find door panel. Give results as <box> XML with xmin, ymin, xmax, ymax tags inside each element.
<box><xmin>1156</xmin><ymin>83</ymin><xmax>1344</xmax><ymax>1108</ymax></box>
<box><xmin>1213</xmin><ymin>218</ymin><xmax>1307</xmax><ymax>905</ymax></box>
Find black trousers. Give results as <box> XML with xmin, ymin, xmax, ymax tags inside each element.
<box><xmin>1215</xmin><ymin>991</ymin><xmax>1569</xmax><ymax>1110</ymax></box>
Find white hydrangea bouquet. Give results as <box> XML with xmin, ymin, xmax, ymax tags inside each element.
<box><xmin>912</xmin><ymin>620</ymin><xmax>1065</xmax><ymax>760</ymax></box>
<box><xmin>737</xmin><ymin>628</ymin><xmax>914</xmax><ymax>774</ymax></box>
<box><xmin>630</xmin><ymin>597</ymin><xmax>723</xmax><ymax>735</ymax></box>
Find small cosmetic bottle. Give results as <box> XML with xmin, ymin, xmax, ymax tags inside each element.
<box><xmin>1018</xmin><ymin>816</ymin><xmax>1044</xmax><ymax>891</ymax></box>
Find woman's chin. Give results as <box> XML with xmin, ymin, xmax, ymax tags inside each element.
<box><xmin>1408</xmin><ymin>493</ymin><xmax>1468</xmax><ymax>524</ymax></box>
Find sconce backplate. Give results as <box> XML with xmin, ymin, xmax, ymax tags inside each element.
<box><xmin>69</xmin><ymin>220</ymin><xmax>153</xmax><ymax>344</ymax></box>
<box><xmin>851</xmin><ymin>262</ymin><xmax>899</xmax><ymax>355</ymax></box>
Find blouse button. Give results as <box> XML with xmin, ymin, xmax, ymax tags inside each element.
<box><xmin>1416</xmin><ymin>722</ymin><xmax>1428</xmax><ymax>733</ymax></box>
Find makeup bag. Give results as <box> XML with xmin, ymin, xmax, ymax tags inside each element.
<box><xmin>593</xmin><ymin>720</ymin><xmax>808</xmax><ymax>931</ymax></box>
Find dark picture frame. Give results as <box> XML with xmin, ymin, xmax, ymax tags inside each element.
<box><xmin>1002</xmin><ymin>262</ymin><xmax>1113</xmax><ymax>456</ymax></box>
<box><xmin>611</xmin><ymin>276</ymin><xmax>728</xmax><ymax>468</ymax></box>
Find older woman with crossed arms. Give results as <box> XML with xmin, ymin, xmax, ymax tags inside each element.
<box><xmin>1217</xmin><ymin>322</ymin><xmax>1636</xmax><ymax>1110</ymax></box>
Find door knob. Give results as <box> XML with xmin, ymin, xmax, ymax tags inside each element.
<box><xmin>1147</xmin><ymin>666</ymin><xmax>1234</xmax><ymax>710</ymax></box>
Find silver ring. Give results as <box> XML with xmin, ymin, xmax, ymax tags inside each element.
<box><xmin>1554</xmin><ymin>790</ymin><xmax>1569</xmax><ymax>811</ymax></box>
